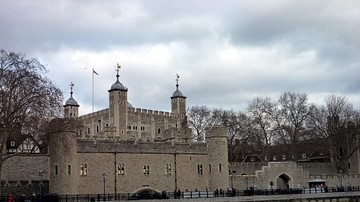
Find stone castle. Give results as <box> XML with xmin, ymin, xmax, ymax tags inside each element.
<box><xmin>49</xmin><ymin>67</ymin><xmax>229</xmax><ymax>195</ymax></box>
<box><xmin>2</xmin><ymin>66</ymin><xmax>360</xmax><ymax>196</ymax></box>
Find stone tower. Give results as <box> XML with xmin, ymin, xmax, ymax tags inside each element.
<box><xmin>108</xmin><ymin>64</ymin><xmax>128</xmax><ymax>137</ymax></box>
<box><xmin>63</xmin><ymin>82</ymin><xmax>79</xmax><ymax>118</ymax></box>
<box><xmin>48</xmin><ymin>124</ymin><xmax>78</xmax><ymax>194</ymax></box>
<box><xmin>171</xmin><ymin>74</ymin><xmax>187</xmax><ymax>128</ymax></box>
<box><xmin>206</xmin><ymin>126</ymin><xmax>229</xmax><ymax>190</ymax></box>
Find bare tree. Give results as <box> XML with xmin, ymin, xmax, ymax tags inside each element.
<box><xmin>247</xmin><ymin>96</ymin><xmax>275</xmax><ymax>148</ymax></box>
<box><xmin>205</xmin><ymin>108</ymin><xmax>251</xmax><ymax>161</ymax></box>
<box><xmin>0</xmin><ymin>49</ymin><xmax>63</xmax><ymax>193</ymax></box>
<box><xmin>307</xmin><ymin>95</ymin><xmax>360</xmax><ymax>173</ymax></box>
<box><xmin>274</xmin><ymin>92</ymin><xmax>311</xmax><ymax>144</ymax></box>
<box><xmin>187</xmin><ymin>105</ymin><xmax>214</xmax><ymax>141</ymax></box>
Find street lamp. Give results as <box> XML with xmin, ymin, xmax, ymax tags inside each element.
<box><xmin>231</xmin><ymin>170</ymin><xmax>236</xmax><ymax>189</ymax></box>
<box><xmin>102</xmin><ymin>171</ymin><xmax>106</xmax><ymax>201</ymax></box>
<box><xmin>338</xmin><ymin>169</ymin><xmax>343</xmax><ymax>191</ymax></box>
<box><xmin>39</xmin><ymin>170</ymin><xmax>44</xmax><ymax>202</ymax></box>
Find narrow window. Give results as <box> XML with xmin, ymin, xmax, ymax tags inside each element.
<box><xmin>219</xmin><ymin>163</ymin><xmax>222</xmax><ymax>172</ymax></box>
<box><xmin>197</xmin><ymin>164</ymin><xmax>203</xmax><ymax>175</ymax></box>
<box><xmin>209</xmin><ymin>164</ymin><xmax>212</xmax><ymax>173</ymax></box>
<box><xmin>158</xmin><ymin>128</ymin><xmax>161</xmax><ymax>134</ymax></box>
<box><xmin>68</xmin><ymin>165</ymin><xmax>71</xmax><ymax>175</ymax></box>
<box><xmin>143</xmin><ymin>165</ymin><xmax>150</xmax><ymax>175</ymax></box>
<box><xmin>348</xmin><ymin>162</ymin><xmax>351</xmax><ymax>170</ymax></box>
<box><xmin>55</xmin><ymin>165</ymin><xmax>58</xmax><ymax>175</ymax></box>
<box><xmin>80</xmin><ymin>164</ymin><xmax>84</xmax><ymax>176</ymax></box>
<box><xmin>87</xmin><ymin>128</ymin><xmax>90</xmax><ymax>134</ymax></box>
<box><xmin>166</xmin><ymin>164</ymin><xmax>172</xmax><ymax>175</ymax></box>
<box><xmin>96</xmin><ymin>126</ymin><xmax>99</xmax><ymax>133</ymax></box>
<box><xmin>84</xmin><ymin>164</ymin><xmax>87</xmax><ymax>176</ymax></box>
<box><xmin>118</xmin><ymin>164</ymin><xmax>125</xmax><ymax>175</ymax></box>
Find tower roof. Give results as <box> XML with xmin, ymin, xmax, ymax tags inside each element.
<box><xmin>108</xmin><ymin>64</ymin><xmax>128</xmax><ymax>92</ymax></box>
<box><xmin>171</xmin><ymin>73</ymin><xmax>186</xmax><ymax>99</ymax></box>
<box><xmin>64</xmin><ymin>82</ymin><xmax>79</xmax><ymax>107</ymax></box>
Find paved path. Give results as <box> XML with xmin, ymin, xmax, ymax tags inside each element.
<box><xmin>125</xmin><ymin>191</ymin><xmax>360</xmax><ymax>202</ymax></box>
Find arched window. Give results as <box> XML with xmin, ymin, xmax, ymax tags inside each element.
<box><xmin>118</xmin><ymin>164</ymin><xmax>125</xmax><ymax>175</ymax></box>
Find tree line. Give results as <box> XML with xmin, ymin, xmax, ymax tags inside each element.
<box><xmin>187</xmin><ymin>92</ymin><xmax>360</xmax><ymax>173</ymax></box>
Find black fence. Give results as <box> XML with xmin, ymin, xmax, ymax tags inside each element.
<box><xmin>2</xmin><ymin>185</ymin><xmax>360</xmax><ymax>201</ymax></box>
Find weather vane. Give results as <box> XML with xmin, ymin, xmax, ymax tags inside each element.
<box><xmin>176</xmin><ymin>73</ymin><xmax>180</xmax><ymax>83</ymax></box>
<box><xmin>70</xmin><ymin>82</ymin><xmax>74</xmax><ymax>93</ymax></box>
<box><xmin>116</xmin><ymin>63</ymin><xmax>121</xmax><ymax>75</ymax></box>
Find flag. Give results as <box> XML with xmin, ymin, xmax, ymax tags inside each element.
<box><xmin>93</xmin><ymin>68</ymin><xmax>99</xmax><ymax>75</ymax></box>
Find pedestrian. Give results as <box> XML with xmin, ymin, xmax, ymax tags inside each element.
<box><xmin>8</xmin><ymin>192</ymin><xmax>14</xmax><ymax>202</ymax></box>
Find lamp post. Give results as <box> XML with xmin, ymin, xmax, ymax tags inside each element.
<box><xmin>231</xmin><ymin>170</ymin><xmax>236</xmax><ymax>189</ymax></box>
<box><xmin>338</xmin><ymin>169</ymin><xmax>343</xmax><ymax>191</ymax></box>
<box><xmin>102</xmin><ymin>171</ymin><xmax>106</xmax><ymax>201</ymax></box>
<box><xmin>39</xmin><ymin>170</ymin><xmax>44</xmax><ymax>202</ymax></box>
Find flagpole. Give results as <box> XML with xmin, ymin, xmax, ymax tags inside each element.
<box><xmin>92</xmin><ymin>68</ymin><xmax>94</xmax><ymax>112</ymax></box>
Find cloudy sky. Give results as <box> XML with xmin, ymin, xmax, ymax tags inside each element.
<box><xmin>1</xmin><ymin>0</ymin><xmax>359</xmax><ymax>115</ymax></box>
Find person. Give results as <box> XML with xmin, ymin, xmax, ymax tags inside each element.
<box><xmin>177</xmin><ymin>189</ymin><xmax>181</xmax><ymax>199</ymax></box>
<box><xmin>8</xmin><ymin>192</ymin><xmax>14</xmax><ymax>202</ymax></box>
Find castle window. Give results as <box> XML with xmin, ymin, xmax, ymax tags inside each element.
<box><xmin>143</xmin><ymin>165</ymin><xmax>150</xmax><ymax>175</ymax></box>
<box><xmin>10</xmin><ymin>141</ymin><xmax>15</xmax><ymax>147</ymax></box>
<box><xmin>80</xmin><ymin>164</ymin><xmax>84</xmax><ymax>176</ymax></box>
<box><xmin>127</xmin><ymin>125</ymin><xmax>131</xmax><ymax>130</ymax></box>
<box><xmin>96</xmin><ymin>126</ymin><xmax>99</xmax><ymax>133</ymax></box>
<box><xmin>80</xmin><ymin>164</ymin><xmax>87</xmax><ymax>176</ymax></box>
<box><xmin>141</xmin><ymin>126</ymin><xmax>145</xmax><ymax>131</ymax></box>
<box><xmin>55</xmin><ymin>165</ymin><xmax>58</xmax><ymax>175</ymax></box>
<box><xmin>87</xmin><ymin>128</ymin><xmax>90</xmax><ymax>134</ymax></box>
<box><xmin>118</xmin><ymin>164</ymin><xmax>125</xmax><ymax>175</ymax></box>
<box><xmin>209</xmin><ymin>164</ymin><xmax>212</xmax><ymax>173</ymax></box>
<box><xmin>219</xmin><ymin>163</ymin><xmax>222</xmax><ymax>172</ymax></box>
<box><xmin>68</xmin><ymin>165</ymin><xmax>71</xmax><ymax>175</ymax></box>
<box><xmin>165</xmin><ymin>164</ymin><xmax>171</xmax><ymax>175</ymax></box>
<box><xmin>197</xmin><ymin>164</ymin><xmax>203</xmax><ymax>175</ymax></box>
<box><xmin>133</xmin><ymin>126</ymin><xmax>137</xmax><ymax>130</ymax></box>
<box><xmin>348</xmin><ymin>162</ymin><xmax>351</xmax><ymax>170</ymax></box>
<box><xmin>158</xmin><ymin>128</ymin><xmax>161</xmax><ymax>134</ymax></box>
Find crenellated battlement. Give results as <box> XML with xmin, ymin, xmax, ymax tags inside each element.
<box><xmin>76</xmin><ymin>138</ymin><xmax>208</xmax><ymax>154</ymax></box>
<box><xmin>127</xmin><ymin>107</ymin><xmax>175</xmax><ymax>117</ymax></box>
<box><xmin>79</xmin><ymin>108</ymin><xmax>109</xmax><ymax>120</ymax></box>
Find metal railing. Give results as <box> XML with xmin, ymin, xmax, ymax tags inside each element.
<box><xmin>3</xmin><ymin>186</ymin><xmax>360</xmax><ymax>201</ymax></box>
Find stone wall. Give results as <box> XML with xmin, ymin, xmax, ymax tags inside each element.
<box><xmin>253</xmin><ymin>162</ymin><xmax>309</xmax><ymax>189</ymax></box>
<box><xmin>75</xmin><ymin>152</ymin><xmax>210</xmax><ymax>194</ymax></box>
<box><xmin>2</xmin><ymin>155</ymin><xmax>49</xmax><ymax>181</ymax></box>
<box><xmin>1</xmin><ymin>155</ymin><xmax>49</xmax><ymax>196</ymax></box>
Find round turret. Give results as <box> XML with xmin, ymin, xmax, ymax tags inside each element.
<box><xmin>64</xmin><ymin>83</ymin><xmax>79</xmax><ymax>118</ymax></box>
<box><xmin>171</xmin><ymin>74</ymin><xmax>186</xmax><ymax>115</ymax></box>
<box><xmin>109</xmin><ymin>79</ymin><xmax>128</xmax><ymax>92</ymax></box>
<box><xmin>108</xmin><ymin>64</ymin><xmax>128</xmax><ymax>137</ymax></box>
<box><xmin>108</xmin><ymin>65</ymin><xmax>128</xmax><ymax>92</ymax></box>
<box><xmin>171</xmin><ymin>86</ymin><xmax>186</xmax><ymax>99</ymax></box>
<box><xmin>64</xmin><ymin>96</ymin><xmax>79</xmax><ymax>107</ymax></box>
<box><xmin>206</xmin><ymin>126</ymin><xmax>229</xmax><ymax>191</ymax></box>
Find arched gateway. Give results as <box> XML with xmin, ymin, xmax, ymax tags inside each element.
<box><xmin>276</xmin><ymin>173</ymin><xmax>291</xmax><ymax>189</ymax></box>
